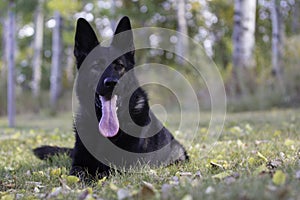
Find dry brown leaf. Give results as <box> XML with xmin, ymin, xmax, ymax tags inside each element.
<box><xmin>139</xmin><ymin>181</ymin><xmax>156</xmax><ymax>200</ymax></box>
<box><xmin>210</xmin><ymin>161</ymin><xmax>224</xmax><ymax>170</ymax></box>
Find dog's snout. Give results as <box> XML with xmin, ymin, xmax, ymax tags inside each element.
<box><xmin>104</xmin><ymin>77</ymin><xmax>118</xmax><ymax>88</ymax></box>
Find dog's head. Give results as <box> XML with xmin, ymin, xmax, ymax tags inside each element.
<box><xmin>74</xmin><ymin>17</ymin><xmax>136</xmax><ymax>138</ymax></box>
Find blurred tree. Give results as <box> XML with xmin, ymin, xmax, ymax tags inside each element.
<box><xmin>1</xmin><ymin>9</ymin><xmax>7</xmax><ymax>81</ymax></box>
<box><xmin>1</xmin><ymin>2</ymin><xmax>8</xmax><ymax>116</ymax></box>
<box><xmin>209</xmin><ymin>0</ymin><xmax>234</xmax><ymax>69</ymax></box>
<box><xmin>50</xmin><ymin>11</ymin><xmax>63</xmax><ymax>112</ymax></box>
<box><xmin>7</xmin><ymin>0</ymin><xmax>16</xmax><ymax>127</ymax></box>
<box><xmin>47</xmin><ymin>0</ymin><xmax>81</xmax><ymax>112</ymax></box>
<box><xmin>0</xmin><ymin>0</ymin><xmax>297</xmax><ymax>115</ymax></box>
<box><xmin>175</xmin><ymin>0</ymin><xmax>189</xmax><ymax>64</ymax></box>
<box><xmin>65</xmin><ymin>46</ymin><xmax>75</xmax><ymax>85</ymax></box>
<box><xmin>31</xmin><ymin>0</ymin><xmax>45</xmax><ymax>98</ymax></box>
<box><xmin>270</xmin><ymin>0</ymin><xmax>284</xmax><ymax>88</ymax></box>
<box><xmin>232</xmin><ymin>0</ymin><xmax>257</xmax><ymax>94</ymax></box>
<box><xmin>291</xmin><ymin>0</ymin><xmax>299</xmax><ymax>34</ymax></box>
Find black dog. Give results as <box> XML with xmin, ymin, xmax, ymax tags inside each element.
<box><xmin>33</xmin><ymin>16</ymin><xmax>188</xmax><ymax>179</ymax></box>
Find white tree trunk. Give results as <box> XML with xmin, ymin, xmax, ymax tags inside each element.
<box><xmin>291</xmin><ymin>0</ymin><xmax>299</xmax><ymax>34</ymax></box>
<box><xmin>270</xmin><ymin>0</ymin><xmax>281</xmax><ymax>75</ymax></box>
<box><xmin>50</xmin><ymin>11</ymin><xmax>62</xmax><ymax>110</ymax></box>
<box><xmin>176</xmin><ymin>0</ymin><xmax>189</xmax><ymax>64</ymax></box>
<box><xmin>65</xmin><ymin>46</ymin><xmax>74</xmax><ymax>85</ymax></box>
<box><xmin>7</xmin><ymin>0</ymin><xmax>16</xmax><ymax>127</ymax></box>
<box><xmin>111</xmin><ymin>0</ymin><xmax>117</xmax><ymax>29</ymax></box>
<box><xmin>232</xmin><ymin>0</ymin><xmax>257</xmax><ymax>68</ymax></box>
<box><xmin>31</xmin><ymin>0</ymin><xmax>44</xmax><ymax>97</ymax></box>
<box><xmin>270</xmin><ymin>0</ymin><xmax>285</xmax><ymax>93</ymax></box>
<box><xmin>1</xmin><ymin>18</ymin><xmax>7</xmax><ymax>80</ymax></box>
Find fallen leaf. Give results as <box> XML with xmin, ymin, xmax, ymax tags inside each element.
<box><xmin>34</xmin><ymin>187</ymin><xmax>40</xmax><ymax>193</ymax></box>
<box><xmin>284</xmin><ymin>139</ymin><xmax>295</xmax><ymax>146</ymax></box>
<box><xmin>205</xmin><ymin>186</ymin><xmax>215</xmax><ymax>194</ymax></box>
<box><xmin>25</xmin><ymin>181</ymin><xmax>42</xmax><ymax>187</ymax></box>
<box><xmin>1</xmin><ymin>194</ymin><xmax>15</xmax><ymax>200</ymax></box>
<box><xmin>245</xmin><ymin>123</ymin><xmax>252</xmax><ymax>131</ymax></box>
<box><xmin>25</xmin><ymin>170</ymin><xmax>31</xmax><ymax>176</ymax></box>
<box><xmin>32</xmin><ymin>171</ymin><xmax>45</xmax><ymax>177</ymax></box>
<box><xmin>149</xmin><ymin>169</ymin><xmax>157</xmax><ymax>176</ymax></box>
<box><xmin>47</xmin><ymin>187</ymin><xmax>63</xmax><ymax>198</ymax></box>
<box><xmin>182</xmin><ymin>194</ymin><xmax>193</xmax><ymax>200</ymax></box>
<box><xmin>178</xmin><ymin>172</ymin><xmax>193</xmax><ymax>177</ymax></box>
<box><xmin>170</xmin><ymin>176</ymin><xmax>179</xmax><ymax>185</ymax></box>
<box><xmin>117</xmin><ymin>188</ymin><xmax>131</xmax><ymax>200</ymax></box>
<box><xmin>109</xmin><ymin>182</ymin><xmax>119</xmax><ymax>191</ymax></box>
<box><xmin>212</xmin><ymin>171</ymin><xmax>233</xmax><ymax>180</ymax></box>
<box><xmin>194</xmin><ymin>171</ymin><xmax>202</xmax><ymax>179</ymax></box>
<box><xmin>210</xmin><ymin>161</ymin><xmax>224</xmax><ymax>170</ymax></box>
<box><xmin>50</xmin><ymin>168</ymin><xmax>62</xmax><ymax>177</ymax></box>
<box><xmin>267</xmin><ymin>159</ymin><xmax>283</xmax><ymax>169</ymax></box>
<box><xmin>279</xmin><ymin>152</ymin><xmax>285</xmax><ymax>159</ymax></box>
<box><xmin>257</xmin><ymin>152</ymin><xmax>268</xmax><ymax>162</ymax></box>
<box><xmin>97</xmin><ymin>176</ymin><xmax>107</xmax><ymax>187</ymax></box>
<box><xmin>273</xmin><ymin>130</ymin><xmax>281</xmax><ymax>137</ymax></box>
<box><xmin>230</xmin><ymin>126</ymin><xmax>243</xmax><ymax>134</ymax></box>
<box><xmin>237</xmin><ymin>139</ymin><xmax>244</xmax><ymax>147</ymax></box>
<box><xmin>139</xmin><ymin>181</ymin><xmax>156</xmax><ymax>199</ymax></box>
<box><xmin>66</xmin><ymin>175</ymin><xmax>80</xmax><ymax>185</ymax></box>
<box><xmin>4</xmin><ymin>167</ymin><xmax>15</xmax><ymax>172</ymax></box>
<box><xmin>248</xmin><ymin>157</ymin><xmax>256</xmax><ymax>166</ymax></box>
<box><xmin>255</xmin><ymin>140</ymin><xmax>269</xmax><ymax>145</ymax></box>
<box><xmin>272</xmin><ymin>170</ymin><xmax>286</xmax><ymax>185</ymax></box>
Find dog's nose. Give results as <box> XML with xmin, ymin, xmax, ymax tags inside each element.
<box><xmin>104</xmin><ymin>77</ymin><xmax>118</xmax><ymax>88</ymax></box>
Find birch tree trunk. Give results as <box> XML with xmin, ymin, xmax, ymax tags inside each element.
<box><xmin>1</xmin><ymin>18</ymin><xmax>7</xmax><ymax>80</ymax></box>
<box><xmin>232</xmin><ymin>0</ymin><xmax>257</xmax><ymax>68</ymax></box>
<box><xmin>111</xmin><ymin>0</ymin><xmax>117</xmax><ymax>29</ymax></box>
<box><xmin>1</xmin><ymin>18</ymin><xmax>7</xmax><ymax>116</ymax></box>
<box><xmin>7</xmin><ymin>0</ymin><xmax>16</xmax><ymax>127</ymax></box>
<box><xmin>31</xmin><ymin>0</ymin><xmax>44</xmax><ymax>98</ymax></box>
<box><xmin>291</xmin><ymin>0</ymin><xmax>299</xmax><ymax>34</ymax></box>
<box><xmin>270</xmin><ymin>0</ymin><xmax>285</xmax><ymax>92</ymax></box>
<box><xmin>176</xmin><ymin>0</ymin><xmax>189</xmax><ymax>64</ymax></box>
<box><xmin>65</xmin><ymin>46</ymin><xmax>74</xmax><ymax>86</ymax></box>
<box><xmin>232</xmin><ymin>0</ymin><xmax>257</xmax><ymax>94</ymax></box>
<box><xmin>50</xmin><ymin>11</ymin><xmax>62</xmax><ymax>112</ymax></box>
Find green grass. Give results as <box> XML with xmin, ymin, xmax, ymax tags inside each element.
<box><xmin>0</xmin><ymin>109</ymin><xmax>299</xmax><ymax>199</ymax></box>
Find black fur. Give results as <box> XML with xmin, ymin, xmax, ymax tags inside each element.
<box><xmin>33</xmin><ymin>16</ymin><xmax>188</xmax><ymax>179</ymax></box>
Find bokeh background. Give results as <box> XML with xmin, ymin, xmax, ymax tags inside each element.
<box><xmin>0</xmin><ymin>0</ymin><xmax>299</xmax><ymax>127</ymax></box>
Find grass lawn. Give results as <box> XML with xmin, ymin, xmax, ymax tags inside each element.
<box><xmin>0</xmin><ymin>109</ymin><xmax>299</xmax><ymax>199</ymax></box>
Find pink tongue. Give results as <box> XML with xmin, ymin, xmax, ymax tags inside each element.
<box><xmin>99</xmin><ymin>95</ymin><xmax>119</xmax><ymax>137</ymax></box>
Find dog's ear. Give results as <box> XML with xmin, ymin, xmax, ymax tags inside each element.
<box><xmin>111</xmin><ymin>16</ymin><xmax>135</xmax><ymax>60</ymax></box>
<box><xmin>74</xmin><ymin>18</ymin><xmax>99</xmax><ymax>68</ymax></box>
<box><xmin>114</xmin><ymin>16</ymin><xmax>132</xmax><ymax>36</ymax></box>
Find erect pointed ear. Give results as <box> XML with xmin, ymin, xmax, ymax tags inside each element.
<box><xmin>114</xmin><ymin>16</ymin><xmax>132</xmax><ymax>36</ymax></box>
<box><xmin>111</xmin><ymin>16</ymin><xmax>135</xmax><ymax>59</ymax></box>
<box><xmin>74</xmin><ymin>18</ymin><xmax>99</xmax><ymax>68</ymax></box>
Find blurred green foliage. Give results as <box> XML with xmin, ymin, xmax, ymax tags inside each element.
<box><xmin>0</xmin><ymin>0</ymin><xmax>299</xmax><ymax>115</ymax></box>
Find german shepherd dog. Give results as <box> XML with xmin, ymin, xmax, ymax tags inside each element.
<box><xmin>33</xmin><ymin>16</ymin><xmax>188</xmax><ymax>179</ymax></box>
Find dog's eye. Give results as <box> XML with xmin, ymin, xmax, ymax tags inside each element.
<box><xmin>114</xmin><ymin>63</ymin><xmax>124</xmax><ymax>71</ymax></box>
